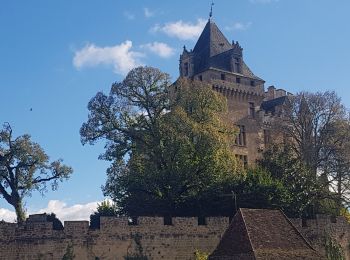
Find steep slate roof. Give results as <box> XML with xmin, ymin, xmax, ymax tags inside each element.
<box><xmin>261</xmin><ymin>96</ymin><xmax>288</xmax><ymax>113</ymax></box>
<box><xmin>193</xmin><ymin>20</ymin><xmax>232</xmax><ymax>58</ymax></box>
<box><xmin>209</xmin><ymin>208</ymin><xmax>325</xmax><ymax>260</ymax></box>
<box><xmin>190</xmin><ymin>19</ymin><xmax>263</xmax><ymax>82</ymax></box>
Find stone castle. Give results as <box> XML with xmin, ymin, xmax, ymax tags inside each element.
<box><xmin>1</xmin><ymin>17</ymin><xmax>349</xmax><ymax>260</ymax></box>
<box><xmin>179</xmin><ymin>18</ymin><xmax>291</xmax><ymax>165</ymax></box>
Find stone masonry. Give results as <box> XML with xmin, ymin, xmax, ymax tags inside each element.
<box><xmin>0</xmin><ymin>214</ymin><xmax>349</xmax><ymax>259</ymax></box>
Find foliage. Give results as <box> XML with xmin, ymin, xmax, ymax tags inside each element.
<box><xmin>46</xmin><ymin>212</ymin><xmax>64</xmax><ymax>230</ymax></box>
<box><xmin>201</xmin><ymin>167</ymin><xmax>290</xmax><ymax>216</ymax></box>
<box><xmin>340</xmin><ymin>208</ymin><xmax>350</xmax><ymax>223</ymax></box>
<box><xmin>194</xmin><ymin>250</ymin><xmax>209</xmax><ymax>260</ymax></box>
<box><xmin>0</xmin><ymin>123</ymin><xmax>73</xmax><ymax>223</ymax></box>
<box><xmin>81</xmin><ymin>67</ymin><xmax>242</xmax><ymax>217</ymax></box>
<box><xmin>324</xmin><ymin>233</ymin><xmax>344</xmax><ymax>260</ymax></box>
<box><xmin>62</xmin><ymin>243</ymin><xmax>75</xmax><ymax>260</ymax></box>
<box><xmin>90</xmin><ymin>200</ymin><xmax>118</xmax><ymax>229</ymax></box>
<box><xmin>259</xmin><ymin>144</ymin><xmax>322</xmax><ymax>217</ymax></box>
<box><xmin>272</xmin><ymin>91</ymin><xmax>350</xmax><ymax>214</ymax></box>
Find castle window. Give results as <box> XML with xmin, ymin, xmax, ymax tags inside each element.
<box><xmin>235</xmin><ymin>125</ymin><xmax>246</xmax><ymax>146</ymax></box>
<box><xmin>235</xmin><ymin>58</ymin><xmax>240</xmax><ymax>73</ymax></box>
<box><xmin>184</xmin><ymin>62</ymin><xmax>189</xmax><ymax>76</ymax></box>
<box><xmin>221</xmin><ymin>74</ymin><xmax>226</xmax><ymax>81</ymax></box>
<box><xmin>235</xmin><ymin>154</ymin><xmax>248</xmax><ymax>168</ymax></box>
<box><xmin>199</xmin><ymin>75</ymin><xmax>203</xmax><ymax>81</ymax></box>
<box><xmin>236</xmin><ymin>77</ymin><xmax>241</xmax><ymax>84</ymax></box>
<box><xmin>164</xmin><ymin>216</ymin><xmax>172</xmax><ymax>225</ymax></box>
<box><xmin>250</xmin><ymin>80</ymin><xmax>255</xmax><ymax>86</ymax></box>
<box><xmin>249</xmin><ymin>102</ymin><xmax>255</xmax><ymax>118</ymax></box>
<box><xmin>198</xmin><ymin>216</ymin><xmax>207</xmax><ymax>226</ymax></box>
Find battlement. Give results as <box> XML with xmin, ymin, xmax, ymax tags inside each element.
<box><xmin>0</xmin><ymin>214</ymin><xmax>348</xmax><ymax>260</ymax></box>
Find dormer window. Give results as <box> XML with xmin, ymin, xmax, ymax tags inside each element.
<box><xmin>250</xmin><ymin>80</ymin><xmax>255</xmax><ymax>86</ymax></box>
<box><xmin>184</xmin><ymin>62</ymin><xmax>189</xmax><ymax>76</ymax></box>
<box><xmin>236</xmin><ymin>77</ymin><xmax>241</xmax><ymax>84</ymax></box>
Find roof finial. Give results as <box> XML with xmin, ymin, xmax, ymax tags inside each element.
<box><xmin>209</xmin><ymin>0</ymin><xmax>214</xmax><ymax>20</ymax></box>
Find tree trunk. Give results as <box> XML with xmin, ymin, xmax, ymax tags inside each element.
<box><xmin>13</xmin><ymin>198</ymin><xmax>26</xmax><ymax>224</ymax></box>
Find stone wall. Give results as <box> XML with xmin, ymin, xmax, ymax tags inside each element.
<box><xmin>0</xmin><ymin>214</ymin><xmax>349</xmax><ymax>260</ymax></box>
<box><xmin>0</xmin><ymin>216</ymin><xmax>229</xmax><ymax>260</ymax></box>
<box><xmin>290</xmin><ymin>215</ymin><xmax>350</xmax><ymax>260</ymax></box>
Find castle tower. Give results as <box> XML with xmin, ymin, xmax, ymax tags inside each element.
<box><xmin>179</xmin><ymin>19</ymin><xmax>267</xmax><ymax>165</ymax></box>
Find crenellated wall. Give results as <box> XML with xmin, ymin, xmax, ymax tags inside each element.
<box><xmin>0</xmin><ymin>216</ymin><xmax>229</xmax><ymax>260</ymax></box>
<box><xmin>0</xmin><ymin>214</ymin><xmax>348</xmax><ymax>260</ymax></box>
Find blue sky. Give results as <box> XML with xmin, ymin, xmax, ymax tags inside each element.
<box><xmin>1</xmin><ymin>0</ymin><xmax>350</xmax><ymax>221</ymax></box>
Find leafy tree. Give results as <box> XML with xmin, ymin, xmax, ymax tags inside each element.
<box><xmin>259</xmin><ymin>144</ymin><xmax>322</xmax><ymax>217</ymax></box>
<box><xmin>81</xmin><ymin>67</ymin><xmax>242</xmax><ymax>216</ymax></box>
<box><xmin>90</xmin><ymin>200</ymin><xmax>118</xmax><ymax>228</ymax></box>
<box><xmin>268</xmin><ymin>91</ymin><xmax>350</xmax><ymax>216</ymax></box>
<box><xmin>200</xmin><ymin>167</ymin><xmax>290</xmax><ymax>216</ymax></box>
<box><xmin>278</xmin><ymin>91</ymin><xmax>348</xmax><ymax>177</ymax></box>
<box><xmin>46</xmin><ymin>212</ymin><xmax>64</xmax><ymax>230</ymax></box>
<box><xmin>0</xmin><ymin>123</ymin><xmax>73</xmax><ymax>223</ymax></box>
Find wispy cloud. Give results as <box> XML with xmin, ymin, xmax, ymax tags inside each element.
<box><xmin>73</xmin><ymin>41</ymin><xmax>143</xmax><ymax>75</ymax></box>
<box><xmin>124</xmin><ymin>11</ymin><xmax>135</xmax><ymax>20</ymax></box>
<box><xmin>225</xmin><ymin>22</ymin><xmax>252</xmax><ymax>31</ymax></box>
<box><xmin>0</xmin><ymin>200</ymin><xmax>108</xmax><ymax>223</ymax></box>
<box><xmin>249</xmin><ymin>0</ymin><xmax>279</xmax><ymax>3</ymax></box>
<box><xmin>144</xmin><ymin>7</ymin><xmax>155</xmax><ymax>18</ymax></box>
<box><xmin>151</xmin><ymin>18</ymin><xmax>206</xmax><ymax>40</ymax></box>
<box><xmin>141</xmin><ymin>42</ymin><xmax>175</xmax><ymax>58</ymax></box>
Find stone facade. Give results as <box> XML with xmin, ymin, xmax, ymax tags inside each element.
<box><xmin>179</xmin><ymin>19</ymin><xmax>291</xmax><ymax>165</ymax></box>
<box><xmin>0</xmin><ymin>214</ymin><xmax>349</xmax><ymax>259</ymax></box>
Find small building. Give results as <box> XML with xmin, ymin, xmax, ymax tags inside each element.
<box><xmin>209</xmin><ymin>208</ymin><xmax>325</xmax><ymax>259</ymax></box>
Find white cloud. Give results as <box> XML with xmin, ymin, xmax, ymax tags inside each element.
<box><xmin>37</xmin><ymin>200</ymin><xmax>99</xmax><ymax>222</ymax></box>
<box><xmin>141</xmin><ymin>42</ymin><xmax>175</xmax><ymax>58</ymax></box>
<box><xmin>144</xmin><ymin>8</ymin><xmax>154</xmax><ymax>18</ymax></box>
<box><xmin>225</xmin><ymin>22</ymin><xmax>252</xmax><ymax>31</ymax></box>
<box><xmin>249</xmin><ymin>0</ymin><xmax>279</xmax><ymax>3</ymax></box>
<box><xmin>151</xmin><ymin>18</ymin><xmax>207</xmax><ymax>40</ymax></box>
<box><xmin>73</xmin><ymin>41</ymin><xmax>143</xmax><ymax>75</ymax></box>
<box><xmin>124</xmin><ymin>11</ymin><xmax>135</xmax><ymax>20</ymax></box>
<box><xmin>0</xmin><ymin>200</ymin><xmax>107</xmax><ymax>223</ymax></box>
<box><xmin>0</xmin><ymin>208</ymin><xmax>16</xmax><ymax>222</ymax></box>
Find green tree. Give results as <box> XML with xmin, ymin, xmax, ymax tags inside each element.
<box><xmin>81</xmin><ymin>67</ymin><xmax>242</xmax><ymax>216</ymax></box>
<box><xmin>0</xmin><ymin>123</ymin><xmax>73</xmax><ymax>223</ymax></box>
<box><xmin>259</xmin><ymin>144</ymin><xmax>321</xmax><ymax>217</ymax></box>
<box><xmin>201</xmin><ymin>167</ymin><xmax>290</xmax><ymax>216</ymax></box>
<box><xmin>90</xmin><ymin>200</ymin><xmax>118</xmax><ymax>228</ymax></box>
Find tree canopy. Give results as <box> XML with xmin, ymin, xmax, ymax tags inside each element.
<box><xmin>81</xmin><ymin>67</ymin><xmax>246</xmax><ymax>216</ymax></box>
<box><xmin>0</xmin><ymin>123</ymin><xmax>73</xmax><ymax>223</ymax></box>
<box><xmin>261</xmin><ymin>91</ymin><xmax>350</xmax><ymax>216</ymax></box>
<box><xmin>81</xmin><ymin>66</ymin><xmax>296</xmax><ymax>217</ymax></box>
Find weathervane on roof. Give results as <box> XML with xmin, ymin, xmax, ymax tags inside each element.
<box><xmin>209</xmin><ymin>0</ymin><xmax>214</xmax><ymax>19</ymax></box>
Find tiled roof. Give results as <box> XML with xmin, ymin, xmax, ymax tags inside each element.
<box><xmin>261</xmin><ymin>96</ymin><xmax>287</xmax><ymax>112</ymax></box>
<box><xmin>209</xmin><ymin>208</ymin><xmax>325</xmax><ymax>260</ymax></box>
